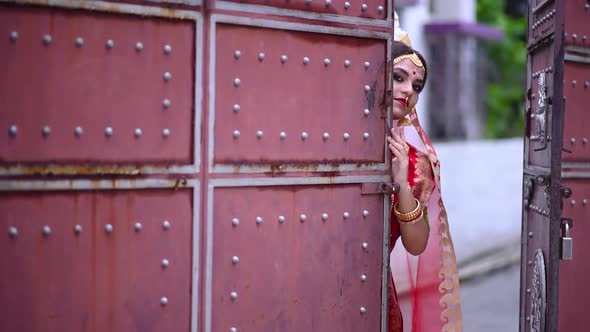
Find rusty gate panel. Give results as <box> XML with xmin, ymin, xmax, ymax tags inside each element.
<box><xmin>219</xmin><ymin>0</ymin><xmax>387</xmax><ymax>20</ymax></box>
<box><xmin>0</xmin><ymin>5</ymin><xmax>195</xmax><ymax>164</ymax></box>
<box><xmin>558</xmin><ymin>179</ymin><xmax>590</xmax><ymax>331</ymax></box>
<box><xmin>213</xmin><ymin>23</ymin><xmax>386</xmax><ymax>165</ymax></box>
<box><xmin>210</xmin><ymin>184</ymin><xmax>383</xmax><ymax>332</ymax></box>
<box><xmin>563</xmin><ymin>61</ymin><xmax>590</xmax><ymax>161</ymax></box>
<box><xmin>0</xmin><ymin>189</ymin><xmax>193</xmax><ymax>332</ymax></box>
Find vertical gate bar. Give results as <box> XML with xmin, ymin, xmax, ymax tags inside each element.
<box><xmin>191</xmin><ymin>186</ymin><xmax>201</xmax><ymax>332</ymax></box>
<box><xmin>381</xmin><ymin>193</ymin><xmax>392</xmax><ymax>331</ymax></box>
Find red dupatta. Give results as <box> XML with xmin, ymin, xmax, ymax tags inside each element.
<box><xmin>389</xmin><ymin>109</ymin><xmax>463</xmax><ymax>332</ymax></box>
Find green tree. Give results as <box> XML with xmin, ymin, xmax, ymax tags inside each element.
<box><xmin>477</xmin><ymin>0</ymin><xmax>527</xmax><ymax>138</ymax></box>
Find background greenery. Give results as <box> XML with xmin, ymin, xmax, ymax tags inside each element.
<box><xmin>477</xmin><ymin>0</ymin><xmax>527</xmax><ymax>138</ymax></box>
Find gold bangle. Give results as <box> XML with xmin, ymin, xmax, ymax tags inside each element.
<box><xmin>393</xmin><ymin>198</ymin><xmax>421</xmax><ymax>222</ymax></box>
<box><xmin>398</xmin><ymin>210</ymin><xmax>424</xmax><ymax>225</ymax></box>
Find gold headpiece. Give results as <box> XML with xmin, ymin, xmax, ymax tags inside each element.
<box><xmin>393</xmin><ymin>53</ymin><xmax>424</xmax><ymax>69</ymax></box>
<box><xmin>393</xmin><ymin>11</ymin><xmax>423</xmax><ymax>69</ymax></box>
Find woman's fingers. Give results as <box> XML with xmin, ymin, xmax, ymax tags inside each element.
<box><xmin>388</xmin><ymin>137</ymin><xmax>407</xmax><ymax>156</ymax></box>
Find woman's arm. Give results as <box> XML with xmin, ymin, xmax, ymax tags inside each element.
<box><xmin>388</xmin><ymin>127</ymin><xmax>429</xmax><ymax>256</ymax></box>
<box><xmin>396</xmin><ymin>182</ymin><xmax>429</xmax><ymax>256</ymax></box>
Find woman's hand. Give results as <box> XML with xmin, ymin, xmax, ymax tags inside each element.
<box><xmin>388</xmin><ymin>127</ymin><xmax>409</xmax><ymax>186</ymax></box>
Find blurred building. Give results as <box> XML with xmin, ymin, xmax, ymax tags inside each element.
<box><xmin>396</xmin><ymin>0</ymin><xmax>503</xmax><ymax>140</ymax></box>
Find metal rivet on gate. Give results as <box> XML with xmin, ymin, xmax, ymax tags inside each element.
<box><xmin>8</xmin><ymin>226</ymin><xmax>18</xmax><ymax>238</ymax></box>
<box><xmin>526</xmin><ymin>288</ymin><xmax>531</xmax><ymax>294</ymax></box>
<box><xmin>322</xmin><ymin>213</ymin><xmax>329</xmax><ymax>221</ymax></box>
<box><xmin>300</xmin><ymin>214</ymin><xmax>307</xmax><ymax>222</ymax></box>
<box><xmin>528</xmin><ymin>260</ymin><xmax>532</xmax><ymax>266</ymax></box>
<box><xmin>230</xmin><ymin>291</ymin><xmax>238</xmax><ymax>301</ymax></box>
<box><xmin>280</xmin><ymin>132</ymin><xmax>287</xmax><ymax>140</ymax></box>
<box><xmin>571</xmin><ymin>200</ymin><xmax>576</xmax><ymax>206</ymax></box>
<box><xmin>8</xmin><ymin>125</ymin><xmax>17</xmax><ymax>137</ymax></box>
<box><xmin>278</xmin><ymin>215</ymin><xmax>286</xmax><ymax>224</ymax></box>
<box><xmin>160</xmin><ymin>297</ymin><xmax>168</xmax><ymax>306</ymax></box>
<box><xmin>528</xmin><ymin>232</ymin><xmax>533</xmax><ymax>238</ymax></box>
<box><xmin>324</xmin><ymin>58</ymin><xmax>331</xmax><ymax>66</ymax></box>
<box><xmin>305</xmin><ymin>0</ymin><xmax>312</xmax><ymax>4</ymax></box>
<box><xmin>232</xmin><ymin>218</ymin><xmax>240</xmax><ymax>226</ymax></box>
<box><xmin>164</xmin><ymin>72</ymin><xmax>172</xmax><ymax>81</ymax></box>
<box><xmin>162</xmin><ymin>259</ymin><xmax>170</xmax><ymax>268</ymax></box>
<box><xmin>42</xmin><ymin>126</ymin><xmax>51</xmax><ymax>137</ymax></box>
<box><xmin>136</xmin><ymin>42</ymin><xmax>143</xmax><ymax>52</ymax></box>
<box><xmin>233</xmin><ymin>78</ymin><xmax>241</xmax><ymax>87</ymax></box>
<box><xmin>233</xmin><ymin>130</ymin><xmax>240</xmax><ymax>139</ymax></box>
<box><xmin>586</xmin><ymin>3</ymin><xmax>590</xmax><ymax>10</ymax></box>
<box><xmin>134</xmin><ymin>128</ymin><xmax>143</xmax><ymax>138</ymax></box>
<box><xmin>343</xmin><ymin>212</ymin><xmax>350</xmax><ymax>219</ymax></box>
<box><xmin>281</xmin><ymin>55</ymin><xmax>288</xmax><ymax>63</ymax></box>
<box><xmin>573</xmin><ymin>34</ymin><xmax>578</xmax><ymax>42</ymax></box>
<box><xmin>256</xmin><ymin>130</ymin><xmax>263</xmax><ymax>139</ymax></box>
<box><xmin>256</xmin><ymin>216</ymin><xmax>263</xmax><ymax>225</ymax></box>
<box><xmin>360</xmin><ymin>307</ymin><xmax>367</xmax><ymax>314</ymax></box>
<box><xmin>43</xmin><ymin>34</ymin><xmax>52</xmax><ymax>45</ymax></box>
<box><xmin>363</xmin><ymin>210</ymin><xmax>369</xmax><ymax>217</ymax></box>
<box><xmin>258</xmin><ymin>52</ymin><xmax>265</xmax><ymax>61</ymax></box>
<box><xmin>325</xmin><ymin>0</ymin><xmax>332</xmax><ymax>6</ymax></box>
<box><xmin>583</xmin><ymin>138</ymin><xmax>588</xmax><ymax>145</ymax></box>
<box><xmin>364</xmin><ymin>62</ymin><xmax>370</xmax><ymax>69</ymax></box>
<box><xmin>363</xmin><ymin>133</ymin><xmax>370</xmax><ymax>140</ymax></box>
<box><xmin>230</xmin><ymin>328</ymin><xmax>238</xmax><ymax>332</ymax></box>
<box><xmin>364</xmin><ymin>85</ymin><xmax>371</xmax><ymax>92</ymax></box>
<box><xmin>163</xmin><ymin>99</ymin><xmax>171</xmax><ymax>109</ymax></box>
<box><xmin>344</xmin><ymin>60</ymin><xmax>351</xmax><ymax>68</ymax></box>
<box><xmin>361</xmin><ymin>274</ymin><xmax>367</xmax><ymax>282</ymax></box>
<box><xmin>232</xmin><ymin>104</ymin><xmax>241</xmax><ymax>114</ymax></box>
<box><xmin>323</xmin><ymin>133</ymin><xmax>330</xmax><ymax>141</ymax></box>
<box><xmin>377</xmin><ymin>5</ymin><xmax>384</xmax><ymax>13</ymax></box>
<box><xmin>234</xmin><ymin>50</ymin><xmax>241</xmax><ymax>59</ymax></box>
<box><xmin>164</xmin><ymin>44</ymin><xmax>172</xmax><ymax>54</ymax></box>
<box><xmin>344</xmin><ymin>1</ymin><xmax>350</xmax><ymax>9</ymax></box>
<box><xmin>362</xmin><ymin>242</ymin><xmax>368</xmax><ymax>250</ymax></box>
<box><xmin>585</xmin><ymin>81</ymin><xmax>590</xmax><ymax>88</ymax></box>
<box><xmin>571</xmin><ymin>138</ymin><xmax>576</xmax><ymax>144</ymax></box>
<box><xmin>10</xmin><ymin>31</ymin><xmax>18</xmax><ymax>42</ymax></box>
<box><xmin>163</xmin><ymin>220</ymin><xmax>171</xmax><ymax>230</ymax></box>
<box><xmin>232</xmin><ymin>256</ymin><xmax>240</xmax><ymax>264</ymax></box>
<box><xmin>105</xmin><ymin>127</ymin><xmax>113</xmax><ymax>137</ymax></box>
<box><xmin>162</xmin><ymin>128</ymin><xmax>171</xmax><ymax>138</ymax></box>
<box><xmin>74</xmin><ymin>224</ymin><xmax>82</xmax><ymax>234</ymax></box>
<box><xmin>303</xmin><ymin>57</ymin><xmax>310</xmax><ymax>65</ymax></box>
<box><xmin>584</xmin><ymin>36</ymin><xmax>588</xmax><ymax>43</ymax></box>
<box><xmin>106</xmin><ymin>39</ymin><xmax>114</xmax><ymax>49</ymax></box>
<box><xmin>75</xmin><ymin>126</ymin><xmax>83</xmax><ymax>137</ymax></box>
<box><xmin>573</xmin><ymin>80</ymin><xmax>577</xmax><ymax>87</ymax></box>
<box><xmin>343</xmin><ymin>133</ymin><xmax>350</xmax><ymax>141</ymax></box>
<box><xmin>582</xmin><ymin>199</ymin><xmax>588</xmax><ymax>206</ymax></box>
<box><xmin>105</xmin><ymin>224</ymin><xmax>113</xmax><ymax>233</ymax></box>
<box><xmin>135</xmin><ymin>222</ymin><xmax>142</xmax><ymax>231</ymax></box>
<box><xmin>361</xmin><ymin>3</ymin><xmax>368</xmax><ymax>11</ymax></box>
<box><xmin>75</xmin><ymin>37</ymin><xmax>84</xmax><ymax>47</ymax></box>
<box><xmin>42</xmin><ymin>225</ymin><xmax>51</xmax><ymax>236</ymax></box>
<box><xmin>301</xmin><ymin>132</ymin><xmax>309</xmax><ymax>140</ymax></box>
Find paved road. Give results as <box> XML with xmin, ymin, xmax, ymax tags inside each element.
<box><xmin>460</xmin><ymin>263</ymin><xmax>520</xmax><ymax>332</ymax></box>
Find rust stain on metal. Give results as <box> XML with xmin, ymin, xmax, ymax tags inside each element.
<box><xmin>8</xmin><ymin>0</ymin><xmax>197</xmax><ymax>20</ymax></box>
<box><xmin>1</xmin><ymin>164</ymin><xmax>156</xmax><ymax>176</ymax></box>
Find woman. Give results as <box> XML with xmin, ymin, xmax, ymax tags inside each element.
<box><xmin>387</xmin><ymin>28</ymin><xmax>463</xmax><ymax>331</ymax></box>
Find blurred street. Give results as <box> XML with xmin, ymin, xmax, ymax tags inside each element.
<box><xmin>461</xmin><ymin>263</ymin><xmax>520</xmax><ymax>332</ymax></box>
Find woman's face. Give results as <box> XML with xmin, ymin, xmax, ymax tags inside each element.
<box><xmin>392</xmin><ymin>58</ymin><xmax>425</xmax><ymax>120</ymax></box>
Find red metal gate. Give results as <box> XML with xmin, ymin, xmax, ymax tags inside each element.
<box><xmin>0</xmin><ymin>0</ymin><xmax>393</xmax><ymax>331</ymax></box>
<box><xmin>521</xmin><ymin>0</ymin><xmax>590</xmax><ymax>331</ymax></box>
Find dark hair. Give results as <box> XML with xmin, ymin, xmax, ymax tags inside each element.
<box><xmin>392</xmin><ymin>41</ymin><xmax>429</xmax><ymax>86</ymax></box>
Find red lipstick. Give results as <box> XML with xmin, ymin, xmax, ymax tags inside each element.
<box><xmin>394</xmin><ymin>98</ymin><xmax>407</xmax><ymax>107</ymax></box>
